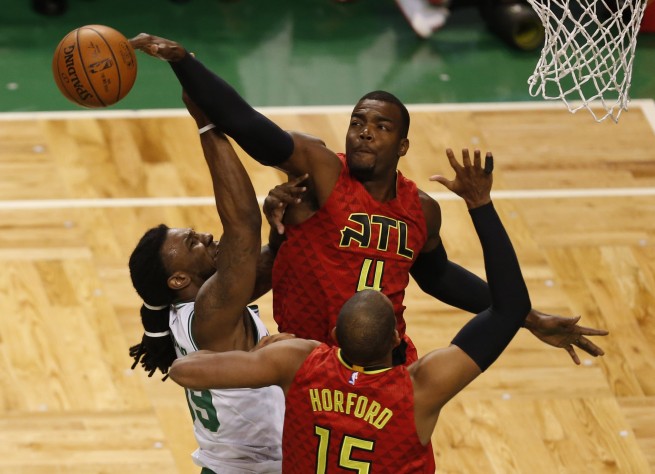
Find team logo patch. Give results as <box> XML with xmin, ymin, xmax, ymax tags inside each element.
<box><xmin>348</xmin><ymin>371</ymin><xmax>359</xmax><ymax>385</ymax></box>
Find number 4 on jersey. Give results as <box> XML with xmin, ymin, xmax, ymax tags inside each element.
<box><xmin>357</xmin><ymin>258</ymin><xmax>384</xmax><ymax>292</ymax></box>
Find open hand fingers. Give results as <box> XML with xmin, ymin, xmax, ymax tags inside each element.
<box><xmin>429</xmin><ymin>148</ymin><xmax>458</xmax><ymax>188</ymax></box>
<box><xmin>457</xmin><ymin>148</ymin><xmax>490</xmax><ymax>176</ymax></box>
<box><xmin>288</xmin><ymin>173</ymin><xmax>309</xmax><ymax>187</ymax></box>
<box><xmin>573</xmin><ymin>325</ymin><xmax>610</xmax><ymax>336</ymax></box>
<box><xmin>484</xmin><ymin>152</ymin><xmax>494</xmax><ymax>175</ymax></box>
<box><xmin>473</xmin><ymin>149</ymin><xmax>481</xmax><ymax>170</ymax></box>
<box><xmin>462</xmin><ymin>148</ymin><xmax>472</xmax><ymax>168</ymax></box>
<box><xmin>129</xmin><ymin>33</ymin><xmax>184</xmax><ymax>61</ymax></box>
<box><xmin>574</xmin><ymin>336</ymin><xmax>605</xmax><ymax>357</ymax></box>
<box><xmin>444</xmin><ymin>148</ymin><xmax>461</xmax><ymax>172</ymax></box>
<box><xmin>129</xmin><ymin>33</ymin><xmax>161</xmax><ymax>55</ymax></box>
<box><xmin>269</xmin><ymin>187</ymin><xmax>303</xmax><ymax>205</ymax></box>
<box><xmin>565</xmin><ymin>345</ymin><xmax>581</xmax><ymax>365</ymax></box>
<box><xmin>128</xmin><ymin>33</ymin><xmax>149</xmax><ymax>49</ymax></box>
<box><xmin>269</xmin><ymin>176</ymin><xmax>309</xmax><ymax>205</ymax></box>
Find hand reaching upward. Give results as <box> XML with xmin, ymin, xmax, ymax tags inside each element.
<box><xmin>263</xmin><ymin>174</ymin><xmax>309</xmax><ymax>235</ymax></box>
<box><xmin>129</xmin><ymin>33</ymin><xmax>187</xmax><ymax>62</ymax></box>
<box><xmin>430</xmin><ymin>148</ymin><xmax>493</xmax><ymax>209</ymax></box>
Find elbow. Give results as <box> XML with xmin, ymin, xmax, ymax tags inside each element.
<box><xmin>169</xmin><ymin>359</ymin><xmax>203</xmax><ymax>390</ymax></box>
<box><xmin>517</xmin><ymin>297</ymin><xmax>532</xmax><ymax>325</ymax></box>
<box><xmin>168</xmin><ymin>360</ymin><xmax>185</xmax><ymax>386</ymax></box>
<box><xmin>523</xmin><ymin>298</ymin><xmax>532</xmax><ymax>316</ymax></box>
<box><xmin>410</xmin><ymin>267</ymin><xmax>439</xmax><ymax>296</ymax></box>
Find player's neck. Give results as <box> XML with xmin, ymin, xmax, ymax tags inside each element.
<box><xmin>339</xmin><ymin>350</ymin><xmax>392</xmax><ymax>372</ymax></box>
<box><xmin>361</xmin><ymin>172</ymin><xmax>398</xmax><ymax>203</ymax></box>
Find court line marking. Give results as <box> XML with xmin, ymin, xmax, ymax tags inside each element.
<box><xmin>0</xmin><ymin>187</ymin><xmax>654</xmax><ymax>210</ymax></box>
<box><xmin>639</xmin><ymin>99</ymin><xmax>655</xmax><ymax>133</ymax></box>
<box><xmin>1</xmin><ymin>99</ymin><xmax>654</xmax><ymax>133</ymax></box>
<box><xmin>0</xmin><ymin>99</ymin><xmax>652</xmax><ymax>211</ymax></box>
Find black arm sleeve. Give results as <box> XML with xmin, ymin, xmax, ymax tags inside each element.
<box><xmin>450</xmin><ymin>202</ymin><xmax>532</xmax><ymax>371</ymax></box>
<box><xmin>170</xmin><ymin>54</ymin><xmax>294</xmax><ymax>166</ymax></box>
<box><xmin>410</xmin><ymin>241</ymin><xmax>491</xmax><ymax>314</ymax></box>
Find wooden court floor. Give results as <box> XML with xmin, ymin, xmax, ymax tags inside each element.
<box><xmin>0</xmin><ymin>101</ymin><xmax>653</xmax><ymax>473</ymax></box>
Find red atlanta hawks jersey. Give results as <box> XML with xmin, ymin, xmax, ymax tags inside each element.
<box><xmin>272</xmin><ymin>153</ymin><xmax>428</xmax><ymax>344</ymax></box>
<box><xmin>282</xmin><ymin>344</ymin><xmax>435</xmax><ymax>473</ymax></box>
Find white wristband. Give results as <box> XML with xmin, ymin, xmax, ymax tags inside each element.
<box><xmin>198</xmin><ymin>123</ymin><xmax>216</xmax><ymax>135</ymax></box>
<box><xmin>143</xmin><ymin>302</ymin><xmax>168</xmax><ymax>311</ymax></box>
<box><xmin>144</xmin><ymin>330</ymin><xmax>171</xmax><ymax>338</ymax></box>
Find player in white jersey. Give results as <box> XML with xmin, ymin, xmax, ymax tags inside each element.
<box><xmin>128</xmin><ymin>93</ymin><xmax>299</xmax><ymax>473</ymax></box>
<box><xmin>170</xmin><ymin>302</ymin><xmax>284</xmax><ymax>473</ymax></box>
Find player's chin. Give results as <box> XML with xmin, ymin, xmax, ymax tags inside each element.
<box><xmin>347</xmin><ymin>158</ymin><xmax>376</xmax><ymax>180</ymax></box>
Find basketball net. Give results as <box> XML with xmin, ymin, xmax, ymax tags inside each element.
<box><xmin>526</xmin><ymin>0</ymin><xmax>649</xmax><ymax>122</ymax></box>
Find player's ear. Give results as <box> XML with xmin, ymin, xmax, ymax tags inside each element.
<box><xmin>330</xmin><ymin>327</ymin><xmax>338</xmax><ymax>345</ymax></box>
<box><xmin>398</xmin><ymin>138</ymin><xmax>409</xmax><ymax>157</ymax></box>
<box><xmin>168</xmin><ymin>271</ymin><xmax>191</xmax><ymax>291</ymax></box>
<box><xmin>392</xmin><ymin>330</ymin><xmax>401</xmax><ymax>348</ymax></box>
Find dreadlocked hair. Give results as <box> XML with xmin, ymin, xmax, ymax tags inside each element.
<box><xmin>129</xmin><ymin>224</ymin><xmax>174</xmax><ymax>307</ymax></box>
<box><xmin>358</xmin><ymin>90</ymin><xmax>410</xmax><ymax>139</ymax></box>
<box><xmin>128</xmin><ymin>225</ymin><xmax>177</xmax><ymax>381</ymax></box>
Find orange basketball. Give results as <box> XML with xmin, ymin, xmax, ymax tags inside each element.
<box><xmin>52</xmin><ymin>25</ymin><xmax>137</xmax><ymax>108</ymax></box>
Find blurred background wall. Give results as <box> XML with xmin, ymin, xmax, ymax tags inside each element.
<box><xmin>2</xmin><ymin>0</ymin><xmax>654</xmax><ymax>112</ymax></box>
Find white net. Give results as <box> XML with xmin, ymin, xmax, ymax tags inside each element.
<box><xmin>526</xmin><ymin>0</ymin><xmax>649</xmax><ymax>122</ymax></box>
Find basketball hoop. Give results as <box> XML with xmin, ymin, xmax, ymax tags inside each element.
<box><xmin>525</xmin><ymin>0</ymin><xmax>649</xmax><ymax>122</ymax></box>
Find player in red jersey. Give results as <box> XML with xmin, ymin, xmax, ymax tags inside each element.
<box><xmin>168</xmin><ymin>149</ymin><xmax>531</xmax><ymax>473</ymax></box>
<box><xmin>129</xmin><ymin>33</ymin><xmax>608</xmax><ymax>366</ymax></box>
<box><xmin>271</xmin><ymin>151</ymin><xmax>428</xmax><ymax>362</ymax></box>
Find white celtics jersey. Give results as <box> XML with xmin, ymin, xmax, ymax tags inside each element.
<box><xmin>169</xmin><ymin>302</ymin><xmax>284</xmax><ymax>474</ymax></box>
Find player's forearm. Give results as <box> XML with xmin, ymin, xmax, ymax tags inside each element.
<box><xmin>170</xmin><ymin>54</ymin><xmax>294</xmax><ymax>166</ymax></box>
<box><xmin>170</xmin><ymin>349</ymin><xmax>275</xmax><ymax>390</ymax></box>
<box><xmin>170</xmin><ymin>351</ymin><xmax>241</xmax><ymax>390</ymax></box>
<box><xmin>251</xmin><ymin>224</ymin><xmax>288</xmax><ymax>301</ymax></box>
<box><xmin>451</xmin><ymin>203</ymin><xmax>531</xmax><ymax>371</ymax></box>
<box><xmin>470</xmin><ymin>203</ymin><xmax>530</xmax><ymax>316</ymax></box>
<box><xmin>201</xmin><ymin>132</ymin><xmax>261</xmax><ymax>232</ymax></box>
<box><xmin>250</xmin><ymin>245</ymin><xmax>275</xmax><ymax>302</ymax></box>
<box><xmin>410</xmin><ymin>242</ymin><xmax>491</xmax><ymax>313</ymax></box>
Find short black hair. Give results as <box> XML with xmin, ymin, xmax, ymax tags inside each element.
<box><xmin>336</xmin><ymin>290</ymin><xmax>397</xmax><ymax>364</ymax></box>
<box><xmin>128</xmin><ymin>224</ymin><xmax>175</xmax><ymax>306</ymax></box>
<box><xmin>358</xmin><ymin>90</ymin><xmax>410</xmax><ymax>139</ymax></box>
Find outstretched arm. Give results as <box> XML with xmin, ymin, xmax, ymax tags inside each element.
<box><xmin>410</xmin><ymin>183</ymin><xmax>493</xmax><ymax>313</ymax></box>
<box><xmin>169</xmin><ymin>338</ymin><xmax>319</xmax><ymax>394</ymax></box>
<box><xmin>249</xmin><ymin>174</ymin><xmax>309</xmax><ymax>302</ymax></box>
<box><xmin>410</xmin><ymin>234</ymin><xmax>492</xmax><ymax>314</ymax></box>
<box><xmin>412</xmin><ymin>149</ymin><xmax>531</xmax><ymax>444</ymax></box>
<box><xmin>249</xmin><ymin>229</ymin><xmax>283</xmax><ymax>303</ymax></box>
<box><xmin>129</xmin><ymin>33</ymin><xmax>294</xmax><ymax>167</ymax></box>
<box><xmin>183</xmin><ymin>93</ymin><xmax>262</xmax><ymax>351</ymax></box>
<box><xmin>129</xmin><ymin>34</ymin><xmax>342</xmax><ymax>198</ymax></box>
<box><xmin>523</xmin><ymin>310</ymin><xmax>608</xmax><ymax>364</ymax></box>
<box><xmin>432</xmin><ymin>149</ymin><xmax>531</xmax><ymax>370</ymax></box>
<box><xmin>411</xmin><ymin>158</ymin><xmax>608</xmax><ymax>364</ymax></box>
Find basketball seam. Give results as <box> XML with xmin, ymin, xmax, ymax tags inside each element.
<box><xmin>88</xmin><ymin>25</ymin><xmax>122</xmax><ymax>105</ymax></box>
<box><xmin>54</xmin><ymin>35</ymin><xmax>86</xmax><ymax>108</ymax></box>
<box><xmin>77</xmin><ymin>27</ymin><xmax>107</xmax><ymax>108</ymax></box>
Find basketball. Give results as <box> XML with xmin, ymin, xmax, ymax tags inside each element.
<box><xmin>52</xmin><ymin>25</ymin><xmax>137</xmax><ymax>108</ymax></box>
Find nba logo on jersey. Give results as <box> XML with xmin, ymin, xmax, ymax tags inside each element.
<box><xmin>348</xmin><ymin>371</ymin><xmax>359</xmax><ymax>385</ymax></box>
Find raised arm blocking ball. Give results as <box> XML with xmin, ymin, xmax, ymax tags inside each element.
<box><xmin>52</xmin><ymin>25</ymin><xmax>137</xmax><ymax>108</ymax></box>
